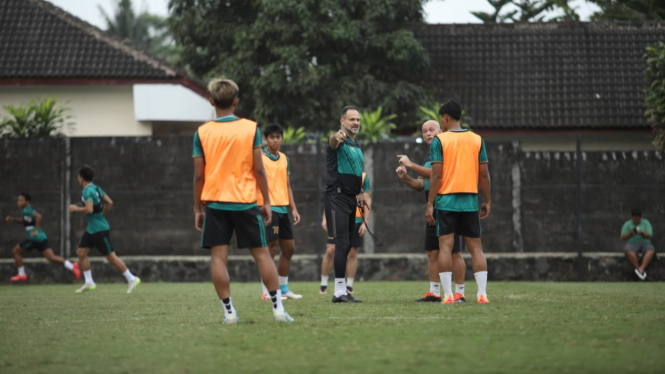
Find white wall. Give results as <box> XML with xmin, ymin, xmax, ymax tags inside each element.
<box><xmin>134</xmin><ymin>84</ymin><xmax>214</xmax><ymax>122</ymax></box>
<box><xmin>0</xmin><ymin>85</ymin><xmax>151</xmax><ymax>136</ymax></box>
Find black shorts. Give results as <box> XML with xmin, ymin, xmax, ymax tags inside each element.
<box><xmin>79</xmin><ymin>231</ymin><xmax>114</xmax><ymax>255</ymax></box>
<box><xmin>201</xmin><ymin>206</ymin><xmax>268</xmax><ymax>249</ymax></box>
<box><xmin>266</xmin><ymin>212</ymin><xmax>294</xmax><ymax>242</ymax></box>
<box><xmin>19</xmin><ymin>239</ymin><xmax>50</xmax><ymax>252</ymax></box>
<box><xmin>327</xmin><ymin>221</ymin><xmax>363</xmax><ymax>248</ymax></box>
<box><xmin>435</xmin><ymin>209</ymin><xmax>481</xmax><ymax>238</ymax></box>
<box><xmin>425</xmin><ymin>224</ymin><xmax>463</xmax><ymax>252</ymax></box>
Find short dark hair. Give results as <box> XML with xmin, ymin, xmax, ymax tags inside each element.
<box><xmin>439</xmin><ymin>100</ymin><xmax>462</xmax><ymax>121</ymax></box>
<box><xmin>79</xmin><ymin>165</ymin><xmax>95</xmax><ymax>182</ymax></box>
<box><xmin>631</xmin><ymin>209</ymin><xmax>642</xmax><ymax>217</ymax></box>
<box><xmin>19</xmin><ymin>192</ymin><xmax>31</xmax><ymax>202</ymax></box>
<box><xmin>264</xmin><ymin>123</ymin><xmax>284</xmax><ymax>138</ymax></box>
<box><xmin>340</xmin><ymin>106</ymin><xmax>359</xmax><ymax>119</ymax></box>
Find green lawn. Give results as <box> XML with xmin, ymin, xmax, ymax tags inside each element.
<box><xmin>1</xmin><ymin>281</ymin><xmax>664</xmax><ymax>374</ymax></box>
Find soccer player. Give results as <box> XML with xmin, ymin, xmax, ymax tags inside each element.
<box><xmin>319</xmin><ymin>172</ymin><xmax>371</xmax><ymax>294</ymax></box>
<box><xmin>70</xmin><ymin>165</ymin><xmax>140</xmax><ymax>294</ymax></box>
<box><xmin>426</xmin><ymin>101</ymin><xmax>491</xmax><ymax>305</ymax></box>
<box><xmin>257</xmin><ymin>123</ymin><xmax>302</xmax><ymax>300</ymax></box>
<box><xmin>325</xmin><ymin>106</ymin><xmax>366</xmax><ymax>303</ymax></box>
<box><xmin>193</xmin><ymin>77</ymin><xmax>294</xmax><ymax>324</ymax></box>
<box><xmin>6</xmin><ymin>193</ymin><xmax>80</xmax><ymax>282</ymax></box>
<box><xmin>396</xmin><ymin>120</ymin><xmax>467</xmax><ymax>303</ymax></box>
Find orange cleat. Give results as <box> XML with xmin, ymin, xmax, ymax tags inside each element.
<box><xmin>454</xmin><ymin>293</ymin><xmax>466</xmax><ymax>303</ymax></box>
<box><xmin>11</xmin><ymin>274</ymin><xmax>27</xmax><ymax>282</ymax></box>
<box><xmin>477</xmin><ymin>294</ymin><xmax>490</xmax><ymax>304</ymax></box>
<box><xmin>261</xmin><ymin>293</ymin><xmax>268</xmax><ymax>301</ymax></box>
<box><xmin>441</xmin><ymin>294</ymin><xmax>455</xmax><ymax>304</ymax></box>
<box><xmin>72</xmin><ymin>263</ymin><xmax>81</xmax><ymax>279</ymax></box>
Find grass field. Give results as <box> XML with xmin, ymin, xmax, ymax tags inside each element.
<box><xmin>1</xmin><ymin>281</ymin><xmax>664</xmax><ymax>374</ymax></box>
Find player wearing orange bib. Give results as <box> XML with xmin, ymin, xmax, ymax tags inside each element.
<box><xmin>426</xmin><ymin>101</ymin><xmax>491</xmax><ymax>305</ymax></box>
<box><xmin>193</xmin><ymin>78</ymin><xmax>294</xmax><ymax>324</ymax></box>
<box><xmin>257</xmin><ymin>124</ymin><xmax>302</xmax><ymax>300</ymax></box>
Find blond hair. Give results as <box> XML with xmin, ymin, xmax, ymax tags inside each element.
<box><xmin>208</xmin><ymin>77</ymin><xmax>239</xmax><ymax>109</ymax></box>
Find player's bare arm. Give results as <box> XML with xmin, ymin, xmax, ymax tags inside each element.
<box><xmin>5</xmin><ymin>215</ymin><xmax>22</xmax><ymax>223</ymax></box>
<box><xmin>396</xmin><ymin>165</ymin><xmax>425</xmax><ymax>191</ymax></box>
<box><xmin>31</xmin><ymin>211</ymin><xmax>42</xmax><ymax>237</ymax></box>
<box><xmin>321</xmin><ymin>211</ymin><xmax>327</xmax><ymax>231</ymax></box>
<box><xmin>254</xmin><ymin>147</ymin><xmax>272</xmax><ymax>226</ymax></box>
<box><xmin>69</xmin><ymin>200</ymin><xmax>93</xmax><ymax>214</ymax></box>
<box><xmin>193</xmin><ymin>156</ymin><xmax>205</xmax><ymax>231</ymax></box>
<box><xmin>102</xmin><ymin>194</ymin><xmax>113</xmax><ymax>215</ymax></box>
<box><xmin>287</xmin><ymin>175</ymin><xmax>300</xmax><ymax>225</ymax></box>
<box><xmin>329</xmin><ymin>129</ymin><xmax>346</xmax><ymax>149</ymax></box>
<box><xmin>479</xmin><ymin>163</ymin><xmax>491</xmax><ymax>219</ymax></box>
<box><xmin>426</xmin><ymin>161</ymin><xmax>442</xmax><ymax>226</ymax></box>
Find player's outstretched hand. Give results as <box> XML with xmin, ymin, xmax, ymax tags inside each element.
<box><xmin>479</xmin><ymin>202</ymin><xmax>491</xmax><ymax>219</ymax></box>
<box><xmin>397</xmin><ymin>155</ymin><xmax>412</xmax><ymax>168</ymax></box>
<box><xmin>68</xmin><ymin>204</ymin><xmax>78</xmax><ymax>213</ymax></box>
<box><xmin>195</xmin><ymin>212</ymin><xmax>205</xmax><ymax>231</ymax></box>
<box><xmin>426</xmin><ymin>205</ymin><xmax>435</xmax><ymax>226</ymax></box>
<box><xmin>334</xmin><ymin>130</ymin><xmax>346</xmax><ymax>143</ymax></box>
<box><xmin>292</xmin><ymin>209</ymin><xmax>301</xmax><ymax>226</ymax></box>
<box><xmin>321</xmin><ymin>216</ymin><xmax>328</xmax><ymax>231</ymax></box>
<box><xmin>261</xmin><ymin>204</ymin><xmax>272</xmax><ymax>226</ymax></box>
<box><xmin>358</xmin><ymin>223</ymin><xmax>368</xmax><ymax>237</ymax></box>
<box><xmin>5</xmin><ymin>216</ymin><xmax>12</xmax><ymax>222</ymax></box>
<box><xmin>396</xmin><ymin>165</ymin><xmax>407</xmax><ymax>180</ymax></box>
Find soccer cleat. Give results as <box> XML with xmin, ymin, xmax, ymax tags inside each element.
<box><xmin>10</xmin><ymin>274</ymin><xmax>27</xmax><ymax>282</ymax></box>
<box><xmin>415</xmin><ymin>292</ymin><xmax>442</xmax><ymax>302</ymax></box>
<box><xmin>283</xmin><ymin>291</ymin><xmax>302</xmax><ymax>299</ymax></box>
<box><xmin>222</xmin><ymin>314</ymin><xmax>238</xmax><ymax>325</ymax></box>
<box><xmin>319</xmin><ymin>286</ymin><xmax>328</xmax><ymax>295</ymax></box>
<box><xmin>441</xmin><ymin>294</ymin><xmax>455</xmax><ymax>304</ymax></box>
<box><xmin>346</xmin><ymin>286</ymin><xmax>354</xmax><ymax>294</ymax></box>
<box><xmin>477</xmin><ymin>294</ymin><xmax>490</xmax><ymax>304</ymax></box>
<box><xmin>273</xmin><ymin>310</ymin><xmax>295</xmax><ymax>323</ymax></box>
<box><xmin>72</xmin><ymin>263</ymin><xmax>81</xmax><ymax>279</ymax></box>
<box><xmin>127</xmin><ymin>277</ymin><xmax>141</xmax><ymax>294</ymax></box>
<box><xmin>635</xmin><ymin>269</ymin><xmax>647</xmax><ymax>281</ymax></box>
<box><xmin>454</xmin><ymin>293</ymin><xmax>466</xmax><ymax>303</ymax></box>
<box><xmin>332</xmin><ymin>294</ymin><xmax>362</xmax><ymax>303</ymax></box>
<box><xmin>75</xmin><ymin>283</ymin><xmax>96</xmax><ymax>293</ymax></box>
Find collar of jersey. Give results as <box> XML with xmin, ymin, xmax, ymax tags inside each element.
<box><xmin>262</xmin><ymin>148</ymin><xmax>280</xmax><ymax>161</ymax></box>
<box><xmin>449</xmin><ymin>129</ymin><xmax>469</xmax><ymax>133</ymax></box>
<box><xmin>213</xmin><ymin>114</ymin><xmax>240</xmax><ymax>122</ymax></box>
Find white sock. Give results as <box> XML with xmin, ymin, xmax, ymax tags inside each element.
<box><xmin>269</xmin><ymin>290</ymin><xmax>284</xmax><ymax>312</ymax></box>
<box><xmin>261</xmin><ymin>282</ymin><xmax>269</xmax><ymax>296</ymax></box>
<box><xmin>334</xmin><ymin>278</ymin><xmax>347</xmax><ymax>297</ymax></box>
<box><xmin>347</xmin><ymin>278</ymin><xmax>355</xmax><ymax>287</ymax></box>
<box><xmin>18</xmin><ymin>266</ymin><xmax>26</xmax><ymax>276</ymax></box>
<box><xmin>474</xmin><ymin>271</ymin><xmax>488</xmax><ymax>298</ymax></box>
<box><xmin>321</xmin><ymin>275</ymin><xmax>329</xmax><ymax>286</ymax></box>
<box><xmin>64</xmin><ymin>260</ymin><xmax>74</xmax><ymax>271</ymax></box>
<box><xmin>430</xmin><ymin>282</ymin><xmax>441</xmax><ymax>296</ymax></box>
<box><xmin>83</xmin><ymin>270</ymin><xmax>94</xmax><ymax>284</ymax></box>
<box><xmin>439</xmin><ymin>272</ymin><xmax>453</xmax><ymax>298</ymax></box>
<box><xmin>455</xmin><ymin>283</ymin><xmax>465</xmax><ymax>296</ymax></box>
<box><xmin>220</xmin><ymin>298</ymin><xmax>237</xmax><ymax>317</ymax></box>
<box><xmin>278</xmin><ymin>276</ymin><xmax>288</xmax><ymax>286</ymax></box>
<box><xmin>122</xmin><ymin>269</ymin><xmax>136</xmax><ymax>283</ymax></box>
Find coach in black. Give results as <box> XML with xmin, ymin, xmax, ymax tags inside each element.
<box><xmin>326</xmin><ymin>106</ymin><xmax>366</xmax><ymax>303</ymax></box>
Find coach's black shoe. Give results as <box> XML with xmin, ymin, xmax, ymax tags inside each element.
<box><xmin>415</xmin><ymin>292</ymin><xmax>442</xmax><ymax>302</ymax></box>
<box><xmin>332</xmin><ymin>294</ymin><xmax>362</xmax><ymax>303</ymax></box>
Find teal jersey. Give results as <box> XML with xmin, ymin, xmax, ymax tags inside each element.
<box><xmin>82</xmin><ymin>183</ymin><xmax>111</xmax><ymax>233</ymax></box>
<box><xmin>326</xmin><ymin>137</ymin><xmax>364</xmax><ymax>195</ymax></box>
<box><xmin>22</xmin><ymin>205</ymin><xmax>47</xmax><ymax>242</ymax></box>
<box><xmin>430</xmin><ymin>131</ymin><xmax>488</xmax><ymax>212</ymax></box>
<box><xmin>621</xmin><ymin>219</ymin><xmax>653</xmax><ymax>244</ymax></box>
<box><xmin>422</xmin><ymin>154</ymin><xmax>432</xmax><ymax>202</ymax></box>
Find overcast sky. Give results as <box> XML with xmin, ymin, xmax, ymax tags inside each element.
<box><xmin>46</xmin><ymin>0</ymin><xmax>600</xmax><ymax>28</ymax></box>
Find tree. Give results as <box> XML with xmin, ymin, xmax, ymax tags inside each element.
<box><xmin>359</xmin><ymin>107</ymin><xmax>397</xmax><ymax>144</ymax></box>
<box><xmin>472</xmin><ymin>0</ymin><xmax>579</xmax><ymax>23</ymax></box>
<box><xmin>101</xmin><ymin>0</ymin><xmax>180</xmax><ymax>64</ymax></box>
<box><xmin>645</xmin><ymin>42</ymin><xmax>665</xmax><ymax>150</ymax></box>
<box><xmin>589</xmin><ymin>0</ymin><xmax>665</xmax><ymax>20</ymax></box>
<box><xmin>0</xmin><ymin>97</ymin><xmax>73</xmax><ymax>138</ymax></box>
<box><xmin>169</xmin><ymin>0</ymin><xmax>431</xmax><ymax>131</ymax></box>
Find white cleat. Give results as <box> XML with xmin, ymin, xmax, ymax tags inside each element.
<box><xmin>635</xmin><ymin>269</ymin><xmax>647</xmax><ymax>281</ymax></box>
<box><xmin>223</xmin><ymin>314</ymin><xmax>239</xmax><ymax>325</ymax></box>
<box><xmin>273</xmin><ymin>310</ymin><xmax>295</xmax><ymax>323</ymax></box>
<box><xmin>75</xmin><ymin>283</ymin><xmax>96</xmax><ymax>293</ymax></box>
<box><xmin>127</xmin><ymin>278</ymin><xmax>141</xmax><ymax>294</ymax></box>
<box><xmin>283</xmin><ymin>291</ymin><xmax>303</xmax><ymax>299</ymax></box>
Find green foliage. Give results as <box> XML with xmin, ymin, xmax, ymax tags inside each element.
<box><xmin>169</xmin><ymin>0</ymin><xmax>431</xmax><ymax>131</ymax></box>
<box><xmin>417</xmin><ymin>101</ymin><xmax>472</xmax><ymax>130</ymax></box>
<box><xmin>645</xmin><ymin>42</ymin><xmax>665</xmax><ymax>150</ymax></box>
<box><xmin>0</xmin><ymin>97</ymin><xmax>73</xmax><ymax>138</ymax></box>
<box><xmin>472</xmin><ymin>0</ymin><xmax>579</xmax><ymax>22</ymax></box>
<box><xmin>359</xmin><ymin>106</ymin><xmax>397</xmax><ymax>144</ymax></box>
<box><xmin>281</xmin><ymin>126</ymin><xmax>307</xmax><ymax>145</ymax></box>
<box><xmin>589</xmin><ymin>0</ymin><xmax>665</xmax><ymax>20</ymax></box>
<box><xmin>102</xmin><ymin>0</ymin><xmax>180</xmax><ymax>65</ymax></box>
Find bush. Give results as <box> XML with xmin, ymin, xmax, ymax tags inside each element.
<box><xmin>0</xmin><ymin>96</ymin><xmax>73</xmax><ymax>138</ymax></box>
<box><xmin>645</xmin><ymin>42</ymin><xmax>665</xmax><ymax>150</ymax></box>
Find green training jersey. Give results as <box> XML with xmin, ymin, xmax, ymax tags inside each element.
<box><xmin>22</xmin><ymin>204</ymin><xmax>47</xmax><ymax>242</ymax></box>
<box><xmin>621</xmin><ymin>218</ymin><xmax>653</xmax><ymax>244</ymax></box>
<box><xmin>82</xmin><ymin>183</ymin><xmax>111</xmax><ymax>233</ymax></box>
<box><xmin>422</xmin><ymin>154</ymin><xmax>432</xmax><ymax>202</ymax></box>
<box><xmin>326</xmin><ymin>136</ymin><xmax>364</xmax><ymax>195</ymax></box>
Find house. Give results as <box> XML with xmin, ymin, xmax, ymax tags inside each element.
<box><xmin>415</xmin><ymin>22</ymin><xmax>665</xmax><ymax>150</ymax></box>
<box><xmin>0</xmin><ymin>0</ymin><xmax>213</xmax><ymax>137</ymax></box>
